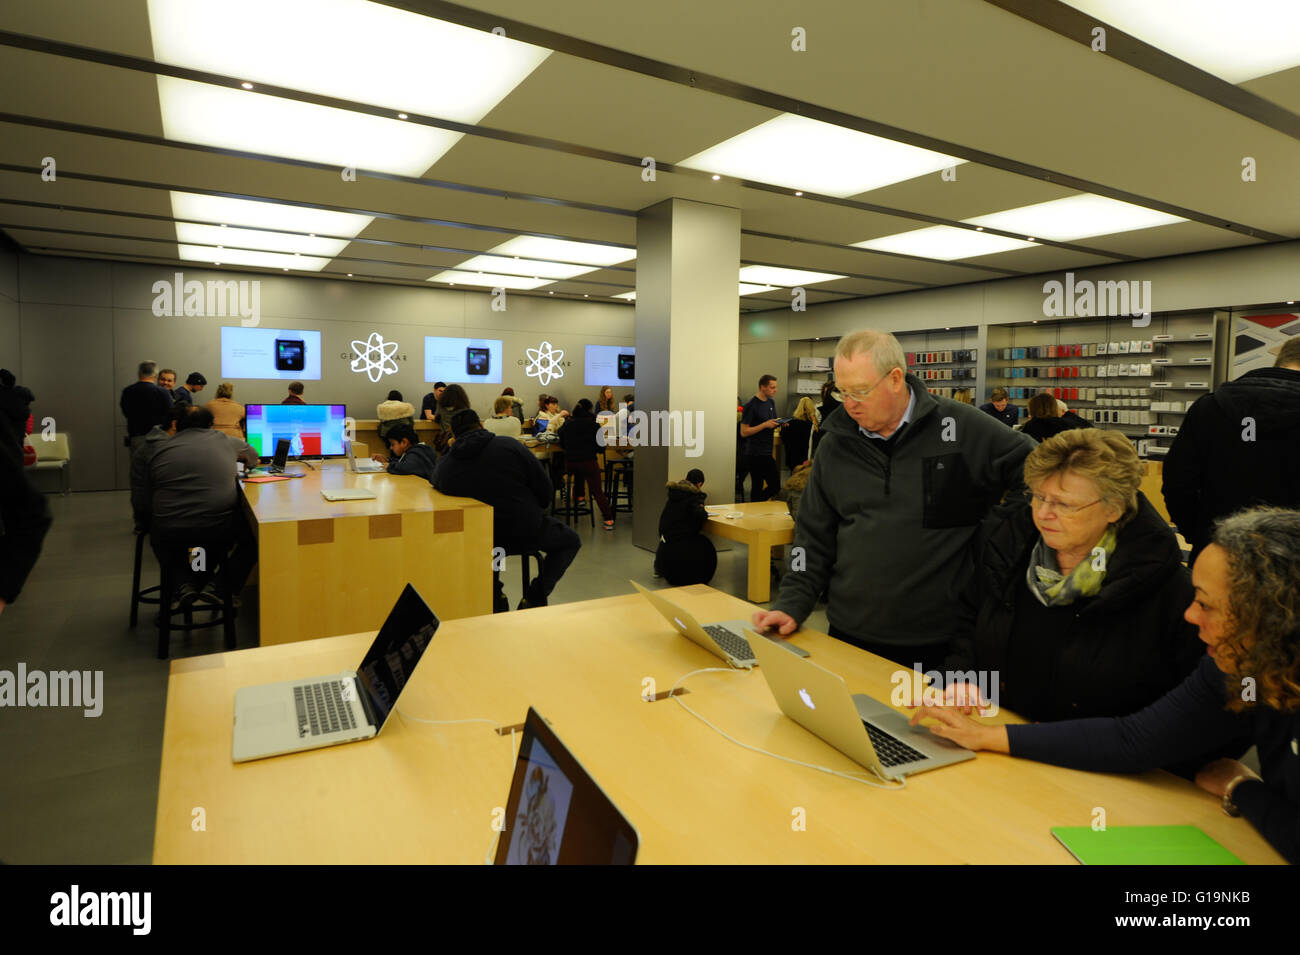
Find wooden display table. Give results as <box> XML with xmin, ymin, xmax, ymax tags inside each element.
<box><xmin>705</xmin><ymin>501</ymin><xmax>795</xmax><ymax>603</ymax></box>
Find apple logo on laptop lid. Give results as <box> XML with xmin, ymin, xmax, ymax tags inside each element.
<box><xmin>798</xmin><ymin>688</ymin><xmax>815</xmax><ymax>710</ymax></box>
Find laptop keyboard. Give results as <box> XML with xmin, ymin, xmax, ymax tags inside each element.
<box><xmin>702</xmin><ymin>624</ymin><xmax>755</xmax><ymax>662</ymax></box>
<box><xmin>863</xmin><ymin>721</ymin><xmax>927</xmax><ymax>767</ymax></box>
<box><xmin>293</xmin><ymin>681</ymin><xmax>358</xmax><ymax>737</ymax></box>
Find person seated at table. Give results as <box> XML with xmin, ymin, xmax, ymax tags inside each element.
<box><xmin>943</xmin><ymin>428</ymin><xmax>1203</xmax><ymax>725</ymax></box>
<box><xmin>558</xmin><ymin>399</ymin><xmax>614</xmax><ymax>530</ymax></box>
<box><xmin>595</xmin><ymin>385</ymin><xmax>616</xmax><ymax>414</ymax></box>
<box><xmin>536</xmin><ymin>395</ymin><xmax>569</xmax><ymax>434</ymax></box>
<box><xmin>421</xmin><ymin>381</ymin><xmax>446</xmax><ymax>422</ymax></box>
<box><xmin>376</xmin><ymin>389</ymin><xmax>415</xmax><ymax>441</ymax></box>
<box><xmin>500</xmin><ymin>386</ymin><xmax>524</xmax><ymax>422</ymax></box>
<box><xmin>1020</xmin><ymin>392</ymin><xmax>1087</xmax><ymax>443</ymax></box>
<box><xmin>140</xmin><ymin>406</ymin><xmax>258</xmax><ymax>604</ymax></box>
<box><xmin>371</xmin><ymin>423</ymin><xmax>437</xmax><ymax>483</ymax></box>
<box><xmin>204</xmin><ymin>382</ymin><xmax>246</xmax><ymax>438</ymax></box>
<box><xmin>483</xmin><ymin>396</ymin><xmax>523</xmax><ymax>440</ymax></box>
<box><xmin>913</xmin><ymin>506</ymin><xmax>1300</xmax><ymax>865</ymax></box>
<box><xmin>434</xmin><ymin>384</ymin><xmax>472</xmax><ymax>453</ymax></box>
<box><xmin>434</xmin><ymin>409</ymin><xmax>582</xmax><ymax>610</ymax></box>
<box><xmin>654</xmin><ymin>468</ymin><xmax>716</xmax><ymax>585</ymax></box>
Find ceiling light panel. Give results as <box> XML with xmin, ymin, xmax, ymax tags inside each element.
<box><xmin>490</xmin><ymin>236</ymin><xmax>635</xmax><ymax>266</ymax></box>
<box><xmin>612</xmin><ymin>291</ymin><xmax>636</xmax><ymax>300</ymax></box>
<box><xmin>179</xmin><ymin>244</ymin><xmax>332</xmax><ymax>270</ymax></box>
<box><xmin>679</xmin><ymin>114</ymin><xmax>966</xmax><ymax>197</ymax></box>
<box><xmin>149</xmin><ymin>0</ymin><xmax>551</xmax><ymax>175</ymax></box>
<box><xmin>739</xmin><ymin>282</ymin><xmax>779</xmax><ymax>295</ymax></box>
<box><xmin>170</xmin><ymin>192</ymin><xmax>369</xmax><ymax>256</ymax></box>
<box><xmin>738</xmin><ymin>265</ymin><xmax>845</xmax><ymax>286</ymax></box>
<box><xmin>457</xmin><ymin>254</ymin><xmax>594</xmax><ymax>280</ymax></box>
<box><xmin>963</xmin><ymin>194</ymin><xmax>1186</xmax><ymax>241</ymax></box>
<box><xmin>427</xmin><ymin>271</ymin><xmax>554</xmax><ymax>290</ymax></box>
<box><xmin>1060</xmin><ymin>1</ymin><xmax>1300</xmax><ymax>83</ymax></box>
<box><xmin>854</xmin><ymin>227</ymin><xmax>1037</xmax><ymax>260</ymax></box>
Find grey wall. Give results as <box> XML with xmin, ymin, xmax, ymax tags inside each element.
<box><xmin>12</xmin><ymin>254</ymin><xmax>633</xmax><ymax>490</ymax></box>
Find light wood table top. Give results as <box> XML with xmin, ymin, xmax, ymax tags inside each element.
<box><xmin>705</xmin><ymin>502</ymin><xmax>795</xmax><ymax>603</ymax></box>
<box><xmin>242</xmin><ymin>461</ymin><xmax>489</xmax><ymax>524</ymax></box>
<box><xmin>154</xmin><ymin>585</ymin><xmax>1284</xmax><ymax>864</ymax></box>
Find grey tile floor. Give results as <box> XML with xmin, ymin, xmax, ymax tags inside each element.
<box><xmin>0</xmin><ymin>489</ymin><xmax>825</xmax><ymax>864</ymax></box>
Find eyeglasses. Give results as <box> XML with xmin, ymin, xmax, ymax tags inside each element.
<box><xmin>1024</xmin><ymin>490</ymin><xmax>1103</xmax><ymax>515</ymax></box>
<box><xmin>831</xmin><ymin>373</ymin><xmax>893</xmax><ymax>404</ymax></box>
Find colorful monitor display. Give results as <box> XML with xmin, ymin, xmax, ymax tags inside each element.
<box><xmin>244</xmin><ymin>404</ymin><xmax>347</xmax><ymax>458</ymax></box>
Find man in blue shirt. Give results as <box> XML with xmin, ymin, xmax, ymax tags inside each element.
<box><xmin>979</xmin><ymin>387</ymin><xmax>1020</xmax><ymax>427</ymax></box>
<box><xmin>740</xmin><ymin>374</ymin><xmax>781</xmax><ymax>501</ymax></box>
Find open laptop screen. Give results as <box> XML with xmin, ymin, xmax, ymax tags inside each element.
<box><xmin>495</xmin><ymin>708</ymin><xmax>638</xmax><ymax>865</ymax></box>
<box><xmin>355</xmin><ymin>584</ymin><xmax>438</xmax><ymax>730</ymax></box>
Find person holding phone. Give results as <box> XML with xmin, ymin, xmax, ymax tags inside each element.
<box><xmin>739</xmin><ymin>374</ymin><xmax>781</xmax><ymax>501</ymax></box>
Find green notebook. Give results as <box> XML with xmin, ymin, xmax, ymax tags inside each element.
<box><xmin>1051</xmin><ymin>826</ymin><xmax>1245</xmax><ymax>865</ymax></box>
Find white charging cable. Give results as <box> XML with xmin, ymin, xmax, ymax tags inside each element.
<box><xmin>667</xmin><ymin>667</ymin><xmax>906</xmax><ymax>791</ymax></box>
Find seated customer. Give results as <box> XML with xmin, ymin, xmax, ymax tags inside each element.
<box><xmin>536</xmin><ymin>395</ymin><xmax>569</xmax><ymax>433</ymax></box>
<box><xmin>372</xmin><ymin>422</ymin><xmax>437</xmax><ymax>483</ymax></box>
<box><xmin>654</xmin><ymin>468</ymin><xmax>716</xmax><ymax>585</ymax></box>
<box><xmin>483</xmin><ymin>396</ymin><xmax>523</xmax><ymax>439</ymax></box>
<box><xmin>915</xmin><ymin>506</ymin><xmax>1300</xmax><ymax>865</ymax></box>
<box><xmin>944</xmin><ymin>428</ymin><xmax>1203</xmax><ymax>723</ymax></box>
<box><xmin>205</xmin><ymin>382</ymin><xmax>245</xmax><ymax>438</ymax></box>
<box><xmin>140</xmin><ymin>406</ymin><xmax>257</xmax><ymax>602</ymax></box>
<box><xmin>1020</xmin><ymin>392</ymin><xmax>1091</xmax><ymax>443</ymax></box>
<box><xmin>434</xmin><ymin>409</ymin><xmax>581</xmax><ymax>609</ymax></box>
<box><xmin>376</xmin><ymin>390</ymin><xmax>416</xmax><ymax>440</ymax></box>
<box><xmin>557</xmin><ymin>398</ymin><xmax>614</xmax><ymax>530</ymax></box>
<box><xmin>979</xmin><ymin>387</ymin><xmax>1020</xmax><ymax>428</ymax></box>
<box><xmin>435</xmin><ymin>384</ymin><xmax>472</xmax><ymax>452</ymax></box>
<box><xmin>131</xmin><ymin>402</ymin><xmax>188</xmax><ymax>533</ymax></box>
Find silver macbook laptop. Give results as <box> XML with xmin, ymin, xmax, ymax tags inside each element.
<box><xmin>232</xmin><ymin>584</ymin><xmax>437</xmax><ymax>762</ymax></box>
<box><xmin>630</xmin><ymin>581</ymin><xmax>809</xmax><ymax>668</ymax></box>
<box><xmin>347</xmin><ymin>440</ymin><xmax>385</xmax><ymax>472</ymax></box>
<box><xmin>746</xmin><ymin>629</ymin><xmax>973</xmax><ymax>779</ymax></box>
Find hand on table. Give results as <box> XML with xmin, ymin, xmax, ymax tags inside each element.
<box><xmin>907</xmin><ymin>703</ymin><xmax>1009</xmax><ymax>753</ymax></box>
<box><xmin>371</xmin><ymin>454</ymin><xmax>388</xmax><ymax>464</ymax></box>
<box><xmin>751</xmin><ymin>609</ymin><xmax>798</xmax><ymax>636</ymax></box>
<box><xmin>1195</xmin><ymin>758</ymin><xmax>1260</xmax><ymax>798</ymax></box>
<box><xmin>943</xmin><ymin>681</ymin><xmax>993</xmax><ymax>715</ymax></box>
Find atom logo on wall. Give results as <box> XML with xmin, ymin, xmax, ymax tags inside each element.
<box><xmin>524</xmin><ymin>340</ymin><xmax>565</xmax><ymax>387</ymax></box>
<box><xmin>350</xmin><ymin>332</ymin><xmax>399</xmax><ymax>382</ymax></box>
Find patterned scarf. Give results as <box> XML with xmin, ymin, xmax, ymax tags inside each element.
<box><xmin>1025</xmin><ymin>526</ymin><xmax>1118</xmax><ymax>607</ymax></box>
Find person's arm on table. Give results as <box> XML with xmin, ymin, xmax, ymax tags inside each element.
<box><xmin>753</xmin><ymin>458</ymin><xmax>836</xmax><ymax>636</ymax></box>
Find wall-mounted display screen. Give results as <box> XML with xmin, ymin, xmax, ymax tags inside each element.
<box><xmin>584</xmin><ymin>344</ymin><xmax>636</xmax><ymax>387</ymax></box>
<box><xmin>424</xmin><ymin>336</ymin><xmax>503</xmax><ymax>384</ymax></box>
<box><xmin>245</xmin><ymin>404</ymin><xmax>347</xmax><ymax>458</ymax></box>
<box><xmin>221</xmin><ymin>326</ymin><xmax>322</xmax><ymax>380</ymax></box>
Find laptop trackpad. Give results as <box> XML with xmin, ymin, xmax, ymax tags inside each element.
<box><xmin>242</xmin><ymin>701</ymin><xmax>289</xmax><ymax>729</ymax></box>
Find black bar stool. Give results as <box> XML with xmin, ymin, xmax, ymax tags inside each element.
<box><xmin>129</xmin><ymin>531</ymin><xmax>162</xmax><ymax>627</ymax></box>
<box><xmin>606</xmin><ymin>458</ymin><xmax>634</xmax><ymax>514</ymax></box>
<box><xmin>153</xmin><ymin>534</ymin><xmax>238</xmax><ymax>660</ymax></box>
<box><xmin>554</xmin><ymin>470</ymin><xmax>595</xmax><ymax>527</ymax></box>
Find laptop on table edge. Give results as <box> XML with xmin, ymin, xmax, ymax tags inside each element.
<box><xmin>232</xmin><ymin>583</ymin><xmax>438</xmax><ymax>762</ymax></box>
<box><xmin>744</xmin><ymin>628</ymin><xmax>974</xmax><ymax>779</ymax></box>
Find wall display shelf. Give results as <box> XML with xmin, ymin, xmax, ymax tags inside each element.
<box><xmin>894</xmin><ymin>327</ymin><xmax>980</xmax><ymax>404</ymax></box>
<box><xmin>984</xmin><ymin>312</ymin><xmax>1225</xmax><ymax>458</ymax></box>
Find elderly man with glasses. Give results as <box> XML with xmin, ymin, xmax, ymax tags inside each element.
<box><xmin>754</xmin><ymin>329</ymin><xmax>1034</xmax><ymax>673</ymax></box>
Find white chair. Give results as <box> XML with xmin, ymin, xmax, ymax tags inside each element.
<box><xmin>30</xmin><ymin>433</ymin><xmax>71</xmax><ymax>494</ymax></box>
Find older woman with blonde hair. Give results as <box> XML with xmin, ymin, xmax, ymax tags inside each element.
<box><xmin>942</xmin><ymin>428</ymin><xmax>1203</xmax><ymax>724</ymax></box>
<box><xmin>204</xmin><ymin>382</ymin><xmax>245</xmax><ymax>438</ymax></box>
<box><xmin>918</xmin><ymin>506</ymin><xmax>1300</xmax><ymax>863</ymax></box>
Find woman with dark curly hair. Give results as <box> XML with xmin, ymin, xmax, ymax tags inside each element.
<box><xmin>912</xmin><ymin>506</ymin><xmax>1300</xmax><ymax>864</ymax></box>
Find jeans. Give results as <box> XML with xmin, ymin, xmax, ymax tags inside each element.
<box><xmin>565</xmin><ymin>459</ymin><xmax>614</xmax><ymax>521</ymax></box>
<box><xmin>744</xmin><ymin>454</ymin><xmax>780</xmax><ymax>502</ymax></box>
<box><xmin>502</xmin><ymin>517</ymin><xmax>582</xmax><ymax>605</ymax></box>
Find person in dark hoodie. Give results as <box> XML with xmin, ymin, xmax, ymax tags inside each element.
<box><xmin>1163</xmin><ymin>337</ymin><xmax>1300</xmax><ymax>565</ymax></box>
<box><xmin>374</xmin><ymin>423</ymin><xmax>437</xmax><ymax>484</ymax></box>
<box><xmin>944</xmin><ymin>428</ymin><xmax>1205</xmax><ymax>728</ymax></box>
<box><xmin>558</xmin><ymin>398</ymin><xmax>614</xmax><ymax>530</ymax></box>
<box><xmin>0</xmin><ymin>369</ymin><xmax>52</xmax><ymax>615</ymax></box>
<box><xmin>434</xmin><ymin>409</ymin><xmax>581</xmax><ymax>610</ymax></box>
<box><xmin>654</xmin><ymin>468</ymin><xmax>716</xmax><ymax>585</ymax></box>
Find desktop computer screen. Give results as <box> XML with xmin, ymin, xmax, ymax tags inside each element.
<box><xmin>245</xmin><ymin>404</ymin><xmax>347</xmax><ymax>458</ymax></box>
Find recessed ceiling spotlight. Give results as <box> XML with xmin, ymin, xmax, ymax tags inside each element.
<box><xmin>241</xmin><ymin>82</ymin><xmax>253</xmax><ymax>89</ymax></box>
<box><xmin>795</xmin><ymin>191</ymin><xmax>803</xmax><ymax>196</ymax></box>
<box><xmin>583</xmin><ymin>294</ymin><xmax>588</xmax><ymax>297</ymax></box>
<box><xmin>347</xmin><ymin>272</ymin><xmax>353</xmax><ymax>277</ymax></box>
<box><xmin>1289</xmin><ymin>300</ymin><xmax>1296</xmax><ymax>305</ymax></box>
<box><xmin>975</xmin><ymin>226</ymin><xmax>984</xmax><ymax>231</ymax></box>
<box><xmin>711</xmin><ymin>174</ymin><xmax>720</xmax><ymax>181</ymax></box>
<box><xmin>548</xmin><ymin>291</ymin><xmax>554</xmax><ymax>294</ymax></box>
<box><xmin>282</xmin><ymin>267</ymin><xmax>288</xmax><ymax>271</ymax></box>
<box><xmin>1026</xmin><ymin>236</ymin><xmax>1035</xmax><ymax>241</ymax></box>
<box><xmin>397</xmin><ymin>112</ymin><xmax>408</xmax><ymax>119</ymax></box>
